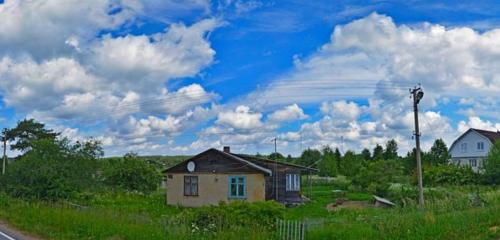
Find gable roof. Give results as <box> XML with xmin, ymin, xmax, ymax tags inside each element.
<box><xmin>163</xmin><ymin>148</ymin><xmax>317</xmax><ymax>175</ymax></box>
<box><xmin>163</xmin><ymin>148</ymin><xmax>272</xmax><ymax>176</ymax></box>
<box><xmin>450</xmin><ymin>128</ymin><xmax>500</xmax><ymax>151</ymax></box>
<box><xmin>473</xmin><ymin>128</ymin><xmax>500</xmax><ymax>144</ymax></box>
<box><xmin>219</xmin><ymin>150</ymin><xmax>273</xmax><ymax>175</ymax></box>
<box><xmin>232</xmin><ymin>153</ymin><xmax>318</xmax><ymax>172</ymax></box>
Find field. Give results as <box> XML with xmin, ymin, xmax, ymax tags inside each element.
<box><xmin>0</xmin><ymin>184</ymin><xmax>499</xmax><ymax>240</ymax></box>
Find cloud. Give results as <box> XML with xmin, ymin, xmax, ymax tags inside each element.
<box><xmin>0</xmin><ymin>0</ymin><xmax>139</xmax><ymax>59</ymax></box>
<box><xmin>142</xmin><ymin>84</ymin><xmax>218</xmax><ymax>115</ymax></box>
<box><xmin>267</xmin><ymin>104</ymin><xmax>308</xmax><ymax>122</ymax></box>
<box><xmin>248</xmin><ymin>12</ymin><xmax>500</xmax><ymax>109</ymax></box>
<box><xmin>235</xmin><ymin>0</ymin><xmax>264</xmax><ymax>15</ymax></box>
<box><xmin>0</xmin><ymin>17</ymin><xmax>219</xmax><ymax>120</ymax></box>
<box><xmin>216</xmin><ymin>105</ymin><xmax>263</xmax><ymax>130</ymax></box>
<box><xmin>215</xmin><ymin>12</ymin><xmax>500</xmax><ymax>155</ymax></box>
<box><xmin>0</xmin><ymin>1</ymin><xmax>221</xmax><ymax>156</ymax></box>
<box><xmin>117</xmin><ymin>104</ymin><xmax>218</xmax><ymax>139</ymax></box>
<box><xmin>0</xmin><ymin>57</ymin><xmax>99</xmax><ymax>112</ymax></box>
<box><xmin>320</xmin><ymin>100</ymin><xmax>362</xmax><ymax>121</ymax></box>
<box><xmin>91</xmin><ymin>18</ymin><xmax>219</xmax><ymax>91</ymax></box>
<box><xmin>458</xmin><ymin>116</ymin><xmax>500</xmax><ymax>133</ymax></box>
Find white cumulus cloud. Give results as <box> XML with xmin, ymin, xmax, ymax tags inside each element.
<box><xmin>267</xmin><ymin>104</ymin><xmax>308</xmax><ymax>122</ymax></box>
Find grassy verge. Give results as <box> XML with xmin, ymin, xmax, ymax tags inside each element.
<box><xmin>0</xmin><ymin>186</ymin><xmax>498</xmax><ymax>240</ymax></box>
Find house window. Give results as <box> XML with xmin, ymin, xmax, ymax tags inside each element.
<box><xmin>469</xmin><ymin>159</ymin><xmax>477</xmax><ymax>167</ymax></box>
<box><xmin>286</xmin><ymin>174</ymin><xmax>300</xmax><ymax>191</ymax></box>
<box><xmin>477</xmin><ymin>142</ymin><xmax>484</xmax><ymax>151</ymax></box>
<box><xmin>184</xmin><ymin>176</ymin><xmax>198</xmax><ymax>196</ymax></box>
<box><xmin>228</xmin><ymin>176</ymin><xmax>246</xmax><ymax>199</ymax></box>
<box><xmin>460</xmin><ymin>143</ymin><xmax>467</xmax><ymax>152</ymax></box>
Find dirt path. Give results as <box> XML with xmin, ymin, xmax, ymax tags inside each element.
<box><xmin>0</xmin><ymin>221</ymin><xmax>40</xmax><ymax>240</ymax></box>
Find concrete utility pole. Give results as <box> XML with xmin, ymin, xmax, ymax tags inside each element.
<box><xmin>411</xmin><ymin>86</ymin><xmax>425</xmax><ymax>207</ymax></box>
<box><xmin>2</xmin><ymin>129</ymin><xmax>6</xmax><ymax>175</ymax></box>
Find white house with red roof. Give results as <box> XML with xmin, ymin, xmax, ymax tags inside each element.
<box><xmin>449</xmin><ymin>128</ymin><xmax>500</xmax><ymax>172</ymax></box>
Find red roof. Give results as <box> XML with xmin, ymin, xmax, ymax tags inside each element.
<box><xmin>473</xmin><ymin>128</ymin><xmax>500</xmax><ymax>144</ymax></box>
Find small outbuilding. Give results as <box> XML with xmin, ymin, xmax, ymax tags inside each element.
<box><xmin>373</xmin><ymin>195</ymin><xmax>396</xmax><ymax>208</ymax></box>
<box><xmin>163</xmin><ymin>147</ymin><xmax>317</xmax><ymax>207</ymax></box>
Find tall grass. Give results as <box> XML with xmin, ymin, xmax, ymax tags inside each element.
<box><xmin>0</xmin><ymin>187</ymin><xmax>498</xmax><ymax>240</ymax></box>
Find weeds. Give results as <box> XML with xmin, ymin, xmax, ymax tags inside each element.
<box><xmin>0</xmin><ymin>187</ymin><xmax>498</xmax><ymax>240</ymax></box>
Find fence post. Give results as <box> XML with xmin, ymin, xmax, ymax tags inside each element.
<box><xmin>301</xmin><ymin>221</ymin><xmax>305</xmax><ymax>240</ymax></box>
<box><xmin>282</xmin><ymin>220</ymin><xmax>285</xmax><ymax>240</ymax></box>
<box><xmin>278</xmin><ymin>219</ymin><xmax>281</xmax><ymax>240</ymax></box>
<box><xmin>296</xmin><ymin>221</ymin><xmax>299</xmax><ymax>240</ymax></box>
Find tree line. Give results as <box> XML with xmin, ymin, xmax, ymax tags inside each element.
<box><xmin>0</xmin><ymin>119</ymin><xmax>162</xmax><ymax>201</ymax></box>
<box><xmin>261</xmin><ymin>137</ymin><xmax>499</xmax><ymax>195</ymax></box>
<box><xmin>263</xmin><ymin>138</ymin><xmax>449</xmax><ymax>177</ymax></box>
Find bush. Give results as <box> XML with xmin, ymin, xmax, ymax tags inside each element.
<box><xmin>482</xmin><ymin>140</ymin><xmax>500</xmax><ymax>185</ymax></box>
<box><xmin>422</xmin><ymin>164</ymin><xmax>478</xmax><ymax>186</ymax></box>
<box><xmin>0</xmin><ymin>139</ymin><xmax>101</xmax><ymax>201</ymax></box>
<box><xmin>352</xmin><ymin>159</ymin><xmax>405</xmax><ymax>196</ymax></box>
<box><xmin>101</xmin><ymin>153</ymin><xmax>162</xmax><ymax>193</ymax></box>
<box><xmin>332</xmin><ymin>175</ymin><xmax>351</xmax><ymax>190</ymax></box>
<box><xmin>172</xmin><ymin>201</ymin><xmax>284</xmax><ymax>236</ymax></box>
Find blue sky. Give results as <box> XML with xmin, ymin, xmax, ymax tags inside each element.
<box><xmin>0</xmin><ymin>0</ymin><xmax>499</xmax><ymax>156</ymax></box>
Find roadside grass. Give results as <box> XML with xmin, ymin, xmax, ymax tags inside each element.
<box><xmin>0</xmin><ymin>185</ymin><xmax>498</xmax><ymax>240</ymax></box>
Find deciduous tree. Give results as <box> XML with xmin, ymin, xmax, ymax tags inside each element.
<box><xmin>384</xmin><ymin>139</ymin><xmax>399</xmax><ymax>160</ymax></box>
<box><xmin>428</xmin><ymin>138</ymin><xmax>449</xmax><ymax>166</ymax></box>
<box><xmin>482</xmin><ymin>140</ymin><xmax>500</xmax><ymax>184</ymax></box>
<box><xmin>373</xmin><ymin>144</ymin><xmax>384</xmax><ymax>161</ymax></box>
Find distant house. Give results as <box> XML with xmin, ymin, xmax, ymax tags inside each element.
<box><xmin>449</xmin><ymin>128</ymin><xmax>500</xmax><ymax>172</ymax></box>
<box><xmin>163</xmin><ymin>147</ymin><xmax>317</xmax><ymax>207</ymax></box>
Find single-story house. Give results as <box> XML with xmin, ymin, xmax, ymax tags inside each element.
<box><xmin>163</xmin><ymin>146</ymin><xmax>317</xmax><ymax>207</ymax></box>
<box><xmin>449</xmin><ymin>128</ymin><xmax>500</xmax><ymax>172</ymax></box>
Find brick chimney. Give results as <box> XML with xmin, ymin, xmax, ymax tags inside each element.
<box><xmin>223</xmin><ymin>146</ymin><xmax>230</xmax><ymax>153</ymax></box>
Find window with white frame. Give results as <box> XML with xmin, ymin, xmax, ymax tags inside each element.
<box><xmin>460</xmin><ymin>143</ymin><xmax>467</xmax><ymax>152</ymax></box>
<box><xmin>286</xmin><ymin>174</ymin><xmax>300</xmax><ymax>191</ymax></box>
<box><xmin>469</xmin><ymin>159</ymin><xmax>477</xmax><ymax>167</ymax></box>
<box><xmin>477</xmin><ymin>142</ymin><xmax>484</xmax><ymax>151</ymax></box>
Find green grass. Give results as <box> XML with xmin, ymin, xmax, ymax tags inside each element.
<box><xmin>0</xmin><ymin>186</ymin><xmax>499</xmax><ymax>240</ymax></box>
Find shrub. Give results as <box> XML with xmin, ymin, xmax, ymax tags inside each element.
<box><xmin>0</xmin><ymin>138</ymin><xmax>101</xmax><ymax>201</ymax></box>
<box><xmin>172</xmin><ymin>201</ymin><xmax>284</xmax><ymax>236</ymax></box>
<box><xmin>101</xmin><ymin>153</ymin><xmax>162</xmax><ymax>193</ymax></box>
<box><xmin>482</xmin><ymin>140</ymin><xmax>500</xmax><ymax>185</ymax></box>
<box><xmin>332</xmin><ymin>175</ymin><xmax>351</xmax><ymax>190</ymax></box>
<box><xmin>352</xmin><ymin>159</ymin><xmax>405</xmax><ymax>196</ymax></box>
<box><xmin>422</xmin><ymin>164</ymin><xmax>478</xmax><ymax>186</ymax></box>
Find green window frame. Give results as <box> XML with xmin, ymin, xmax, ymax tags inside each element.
<box><xmin>228</xmin><ymin>176</ymin><xmax>246</xmax><ymax>199</ymax></box>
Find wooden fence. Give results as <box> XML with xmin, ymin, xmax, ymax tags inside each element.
<box><xmin>276</xmin><ymin>219</ymin><xmax>306</xmax><ymax>240</ymax></box>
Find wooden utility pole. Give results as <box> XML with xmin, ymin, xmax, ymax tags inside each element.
<box><xmin>411</xmin><ymin>86</ymin><xmax>425</xmax><ymax>207</ymax></box>
<box><xmin>273</xmin><ymin>137</ymin><xmax>278</xmax><ymax>201</ymax></box>
<box><xmin>2</xmin><ymin>129</ymin><xmax>6</xmax><ymax>175</ymax></box>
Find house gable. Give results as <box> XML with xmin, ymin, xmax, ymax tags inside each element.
<box><xmin>164</xmin><ymin>148</ymin><xmax>271</xmax><ymax>175</ymax></box>
<box><xmin>473</xmin><ymin>129</ymin><xmax>500</xmax><ymax>144</ymax></box>
<box><xmin>450</xmin><ymin>129</ymin><xmax>492</xmax><ymax>158</ymax></box>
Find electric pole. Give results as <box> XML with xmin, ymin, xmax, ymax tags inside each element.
<box><xmin>2</xmin><ymin>129</ymin><xmax>7</xmax><ymax>175</ymax></box>
<box><xmin>411</xmin><ymin>86</ymin><xmax>425</xmax><ymax>207</ymax></box>
<box><xmin>273</xmin><ymin>137</ymin><xmax>278</xmax><ymax>201</ymax></box>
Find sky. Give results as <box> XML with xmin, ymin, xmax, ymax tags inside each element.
<box><xmin>0</xmin><ymin>0</ymin><xmax>499</xmax><ymax>157</ymax></box>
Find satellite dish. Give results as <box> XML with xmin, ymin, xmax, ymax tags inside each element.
<box><xmin>187</xmin><ymin>161</ymin><xmax>195</xmax><ymax>172</ymax></box>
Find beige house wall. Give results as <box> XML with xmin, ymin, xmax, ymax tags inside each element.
<box><xmin>166</xmin><ymin>173</ymin><xmax>266</xmax><ymax>207</ymax></box>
